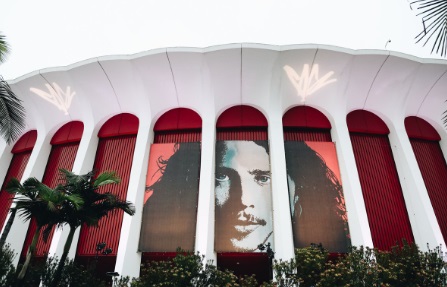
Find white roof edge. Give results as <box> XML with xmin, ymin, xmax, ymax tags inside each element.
<box><xmin>7</xmin><ymin>43</ymin><xmax>447</xmax><ymax>83</ymax></box>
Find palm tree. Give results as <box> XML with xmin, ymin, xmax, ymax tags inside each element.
<box><xmin>0</xmin><ymin>33</ymin><xmax>25</xmax><ymax>145</ymax></box>
<box><xmin>410</xmin><ymin>1</ymin><xmax>447</xmax><ymax>128</ymax></box>
<box><xmin>411</xmin><ymin>0</ymin><xmax>447</xmax><ymax>57</ymax></box>
<box><xmin>50</xmin><ymin>169</ymin><xmax>135</xmax><ymax>287</ymax></box>
<box><xmin>6</xmin><ymin>177</ymin><xmax>83</xmax><ymax>284</ymax></box>
<box><xmin>0</xmin><ymin>207</ymin><xmax>17</xmax><ymax>248</ymax></box>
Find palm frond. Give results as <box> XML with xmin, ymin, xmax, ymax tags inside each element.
<box><xmin>94</xmin><ymin>171</ymin><xmax>121</xmax><ymax>188</ymax></box>
<box><xmin>412</xmin><ymin>0</ymin><xmax>447</xmax><ymax>57</ymax></box>
<box><xmin>0</xmin><ymin>76</ymin><xmax>25</xmax><ymax>144</ymax></box>
<box><xmin>0</xmin><ymin>33</ymin><xmax>9</xmax><ymax>63</ymax></box>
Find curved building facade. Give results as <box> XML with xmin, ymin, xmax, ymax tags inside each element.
<box><xmin>1</xmin><ymin>44</ymin><xmax>447</xmax><ymax>279</ymax></box>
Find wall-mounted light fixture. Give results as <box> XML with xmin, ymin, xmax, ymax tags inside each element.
<box><xmin>283</xmin><ymin>64</ymin><xmax>336</xmax><ymax>102</ymax></box>
<box><xmin>30</xmin><ymin>83</ymin><xmax>75</xmax><ymax>115</ymax></box>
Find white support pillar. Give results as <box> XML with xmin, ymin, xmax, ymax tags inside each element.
<box><xmin>195</xmin><ymin>114</ymin><xmax>217</xmax><ymax>263</ymax></box>
<box><xmin>0</xmin><ymin>140</ymin><xmax>13</xmax><ymax>190</ymax></box>
<box><xmin>387</xmin><ymin>121</ymin><xmax>445</xmax><ymax>251</ymax></box>
<box><xmin>0</xmin><ymin>140</ymin><xmax>13</xmax><ymax>236</ymax></box>
<box><xmin>268</xmin><ymin>112</ymin><xmax>294</xmax><ymax>261</ymax></box>
<box><xmin>330</xmin><ymin>115</ymin><xmax>374</xmax><ymax>248</ymax></box>
<box><xmin>48</xmin><ymin>125</ymin><xmax>99</xmax><ymax>262</ymax></box>
<box><xmin>6</xmin><ymin>132</ymin><xmax>52</xmax><ymax>267</ymax></box>
<box><xmin>114</xmin><ymin>121</ymin><xmax>152</xmax><ymax>279</ymax></box>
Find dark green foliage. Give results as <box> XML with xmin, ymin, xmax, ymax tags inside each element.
<box><xmin>376</xmin><ymin>240</ymin><xmax>447</xmax><ymax>287</ymax></box>
<box><xmin>131</xmin><ymin>249</ymin><xmax>258</xmax><ymax>287</ymax></box>
<box><xmin>0</xmin><ymin>255</ymin><xmax>111</xmax><ymax>287</ymax></box>
<box><xmin>40</xmin><ymin>257</ymin><xmax>107</xmax><ymax>287</ymax></box>
<box><xmin>270</xmin><ymin>241</ymin><xmax>447</xmax><ymax>287</ymax></box>
<box><xmin>272</xmin><ymin>244</ymin><xmax>328</xmax><ymax>287</ymax></box>
<box><xmin>0</xmin><ymin>245</ymin><xmax>16</xmax><ymax>287</ymax></box>
<box><xmin>411</xmin><ymin>0</ymin><xmax>447</xmax><ymax>57</ymax></box>
<box><xmin>318</xmin><ymin>246</ymin><xmax>386</xmax><ymax>287</ymax></box>
<box><xmin>0</xmin><ymin>32</ymin><xmax>25</xmax><ymax>145</ymax></box>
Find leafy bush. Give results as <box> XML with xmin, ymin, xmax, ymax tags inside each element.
<box><xmin>272</xmin><ymin>243</ymin><xmax>327</xmax><ymax>287</ymax></box>
<box><xmin>131</xmin><ymin>250</ymin><xmax>258</xmax><ymax>287</ymax></box>
<box><xmin>0</xmin><ymin>245</ymin><xmax>16</xmax><ymax>287</ymax></box>
<box><xmin>318</xmin><ymin>246</ymin><xmax>386</xmax><ymax>287</ymax></box>
<box><xmin>271</xmin><ymin>242</ymin><xmax>446</xmax><ymax>287</ymax></box>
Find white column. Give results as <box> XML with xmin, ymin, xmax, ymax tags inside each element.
<box><xmin>6</xmin><ymin>132</ymin><xmax>52</xmax><ymax>267</ymax></box>
<box><xmin>0</xmin><ymin>139</ymin><xmax>13</xmax><ymax>189</ymax></box>
<box><xmin>330</xmin><ymin>115</ymin><xmax>374</xmax><ymax>248</ymax></box>
<box><xmin>47</xmin><ymin>125</ymin><xmax>99</xmax><ymax>262</ymax></box>
<box><xmin>0</xmin><ymin>141</ymin><xmax>13</xmax><ymax>235</ymax></box>
<box><xmin>114</xmin><ymin>121</ymin><xmax>152</xmax><ymax>278</ymax></box>
<box><xmin>194</xmin><ymin>114</ymin><xmax>217</xmax><ymax>262</ymax></box>
<box><xmin>268</xmin><ymin>112</ymin><xmax>294</xmax><ymax>261</ymax></box>
<box><xmin>387</xmin><ymin>121</ymin><xmax>445</xmax><ymax>251</ymax></box>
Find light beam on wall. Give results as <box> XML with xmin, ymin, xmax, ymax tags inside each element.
<box><xmin>284</xmin><ymin>64</ymin><xmax>336</xmax><ymax>102</ymax></box>
<box><xmin>30</xmin><ymin>83</ymin><xmax>75</xmax><ymax>115</ymax></box>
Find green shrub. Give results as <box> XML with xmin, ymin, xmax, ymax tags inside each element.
<box><xmin>272</xmin><ymin>243</ymin><xmax>328</xmax><ymax>287</ymax></box>
<box><xmin>131</xmin><ymin>250</ymin><xmax>257</xmax><ymax>287</ymax></box>
<box><xmin>318</xmin><ymin>246</ymin><xmax>386</xmax><ymax>287</ymax></box>
<box><xmin>0</xmin><ymin>245</ymin><xmax>16</xmax><ymax>287</ymax></box>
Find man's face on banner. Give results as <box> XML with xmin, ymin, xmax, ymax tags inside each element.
<box><xmin>215</xmin><ymin>141</ymin><xmax>273</xmax><ymax>252</ymax></box>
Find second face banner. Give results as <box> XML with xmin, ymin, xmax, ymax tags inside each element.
<box><xmin>215</xmin><ymin>140</ymin><xmax>274</xmax><ymax>252</ymax></box>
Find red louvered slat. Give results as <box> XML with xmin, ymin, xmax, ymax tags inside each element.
<box><xmin>350</xmin><ymin>133</ymin><xmax>414</xmax><ymax>250</ymax></box>
<box><xmin>21</xmin><ymin>143</ymin><xmax>80</xmax><ymax>258</ymax></box>
<box><xmin>153</xmin><ymin>130</ymin><xmax>202</xmax><ymax>143</ymax></box>
<box><xmin>283</xmin><ymin>128</ymin><xmax>332</xmax><ymax>142</ymax></box>
<box><xmin>0</xmin><ymin>152</ymin><xmax>32</xmax><ymax>229</ymax></box>
<box><xmin>410</xmin><ymin>139</ymin><xmax>447</xmax><ymax>242</ymax></box>
<box><xmin>216</xmin><ymin>128</ymin><xmax>268</xmax><ymax>141</ymax></box>
<box><xmin>76</xmin><ymin>136</ymin><xmax>137</xmax><ymax>256</ymax></box>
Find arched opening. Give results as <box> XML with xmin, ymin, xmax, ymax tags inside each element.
<box><xmin>283</xmin><ymin>106</ymin><xmax>332</xmax><ymax>141</ymax></box>
<box><xmin>347</xmin><ymin>110</ymin><xmax>413</xmax><ymax>250</ymax></box>
<box><xmin>283</xmin><ymin>106</ymin><xmax>350</xmax><ymax>254</ymax></box>
<box><xmin>153</xmin><ymin>108</ymin><xmax>202</xmax><ymax>143</ymax></box>
<box><xmin>75</xmin><ymin>114</ymin><xmax>138</xmax><ymax>280</ymax></box>
<box><xmin>21</xmin><ymin>122</ymin><xmax>84</xmax><ymax>263</ymax></box>
<box><xmin>0</xmin><ymin>130</ymin><xmax>37</xmax><ymax>230</ymax></box>
<box><xmin>405</xmin><ymin>116</ymin><xmax>447</xmax><ymax>242</ymax></box>
<box><xmin>140</xmin><ymin>108</ymin><xmax>202</xmax><ymax>266</ymax></box>
<box><xmin>215</xmin><ymin>105</ymin><xmax>271</xmax><ymax>283</ymax></box>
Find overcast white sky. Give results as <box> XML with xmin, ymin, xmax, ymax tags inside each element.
<box><xmin>0</xmin><ymin>0</ymin><xmax>443</xmax><ymax>80</ymax></box>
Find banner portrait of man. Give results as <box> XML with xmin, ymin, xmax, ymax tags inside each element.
<box><xmin>284</xmin><ymin>141</ymin><xmax>350</xmax><ymax>253</ymax></box>
<box><xmin>215</xmin><ymin>140</ymin><xmax>274</xmax><ymax>252</ymax></box>
<box><xmin>139</xmin><ymin>142</ymin><xmax>201</xmax><ymax>252</ymax></box>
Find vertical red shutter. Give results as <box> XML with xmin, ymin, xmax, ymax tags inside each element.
<box><xmin>216</xmin><ymin>128</ymin><xmax>268</xmax><ymax>141</ymax></box>
<box><xmin>350</xmin><ymin>134</ymin><xmax>414</xmax><ymax>250</ymax></box>
<box><xmin>153</xmin><ymin>130</ymin><xmax>202</xmax><ymax>143</ymax></box>
<box><xmin>21</xmin><ymin>143</ymin><xmax>80</xmax><ymax>258</ymax></box>
<box><xmin>409</xmin><ymin>139</ymin><xmax>447</xmax><ymax>242</ymax></box>
<box><xmin>283</xmin><ymin>128</ymin><xmax>332</xmax><ymax>142</ymax></box>
<box><xmin>0</xmin><ymin>152</ymin><xmax>32</xmax><ymax>229</ymax></box>
<box><xmin>76</xmin><ymin>136</ymin><xmax>137</xmax><ymax>256</ymax></box>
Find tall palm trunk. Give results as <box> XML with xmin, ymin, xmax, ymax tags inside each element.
<box><xmin>16</xmin><ymin>225</ymin><xmax>41</xmax><ymax>283</ymax></box>
<box><xmin>0</xmin><ymin>207</ymin><xmax>16</xmax><ymax>248</ymax></box>
<box><xmin>51</xmin><ymin>225</ymin><xmax>77</xmax><ymax>287</ymax></box>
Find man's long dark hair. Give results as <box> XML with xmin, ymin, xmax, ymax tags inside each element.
<box><xmin>284</xmin><ymin>141</ymin><xmax>350</xmax><ymax>253</ymax></box>
<box><xmin>139</xmin><ymin>143</ymin><xmax>201</xmax><ymax>252</ymax></box>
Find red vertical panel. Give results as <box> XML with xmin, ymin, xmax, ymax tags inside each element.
<box><xmin>76</xmin><ymin>136</ymin><xmax>136</xmax><ymax>256</ymax></box>
<box><xmin>216</xmin><ymin>128</ymin><xmax>268</xmax><ymax>141</ymax></box>
<box><xmin>0</xmin><ymin>152</ymin><xmax>32</xmax><ymax>229</ymax></box>
<box><xmin>410</xmin><ymin>139</ymin><xmax>447</xmax><ymax>242</ymax></box>
<box><xmin>21</xmin><ymin>143</ymin><xmax>80</xmax><ymax>258</ymax></box>
<box><xmin>350</xmin><ymin>134</ymin><xmax>413</xmax><ymax>250</ymax></box>
<box><xmin>283</xmin><ymin>128</ymin><xmax>332</xmax><ymax>142</ymax></box>
<box><xmin>153</xmin><ymin>130</ymin><xmax>202</xmax><ymax>143</ymax></box>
